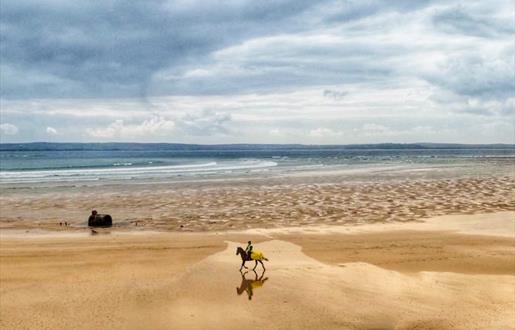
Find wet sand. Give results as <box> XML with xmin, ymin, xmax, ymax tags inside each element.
<box><xmin>1</xmin><ymin>212</ymin><xmax>514</xmax><ymax>329</ymax></box>
<box><xmin>1</xmin><ymin>176</ymin><xmax>514</xmax><ymax>232</ymax></box>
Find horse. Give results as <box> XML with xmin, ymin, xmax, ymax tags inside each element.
<box><xmin>236</xmin><ymin>269</ymin><xmax>268</xmax><ymax>300</ymax></box>
<box><xmin>236</xmin><ymin>246</ymin><xmax>269</xmax><ymax>271</ymax></box>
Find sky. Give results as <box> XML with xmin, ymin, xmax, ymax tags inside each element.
<box><xmin>0</xmin><ymin>0</ymin><xmax>513</xmax><ymax>144</ymax></box>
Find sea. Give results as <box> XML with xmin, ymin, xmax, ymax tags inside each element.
<box><xmin>0</xmin><ymin>143</ymin><xmax>513</xmax><ymax>187</ymax></box>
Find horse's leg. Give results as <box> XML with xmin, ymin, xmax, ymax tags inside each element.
<box><xmin>253</xmin><ymin>260</ymin><xmax>258</xmax><ymax>270</ymax></box>
<box><xmin>260</xmin><ymin>260</ymin><xmax>266</xmax><ymax>270</ymax></box>
<box><xmin>240</xmin><ymin>260</ymin><xmax>247</xmax><ymax>271</ymax></box>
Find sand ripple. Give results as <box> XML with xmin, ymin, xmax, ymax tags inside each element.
<box><xmin>1</xmin><ymin>176</ymin><xmax>514</xmax><ymax>232</ymax></box>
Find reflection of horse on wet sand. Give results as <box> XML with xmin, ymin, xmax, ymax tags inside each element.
<box><xmin>236</xmin><ymin>270</ymin><xmax>269</xmax><ymax>300</ymax></box>
<box><xmin>236</xmin><ymin>247</ymin><xmax>269</xmax><ymax>271</ymax></box>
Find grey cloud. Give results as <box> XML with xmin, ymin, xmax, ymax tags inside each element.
<box><xmin>0</xmin><ymin>0</ymin><xmax>320</xmax><ymax>99</ymax></box>
<box><xmin>432</xmin><ymin>6</ymin><xmax>513</xmax><ymax>37</ymax></box>
<box><xmin>323</xmin><ymin>89</ymin><xmax>348</xmax><ymax>100</ymax></box>
<box><xmin>1</xmin><ymin>0</ymin><xmax>438</xmax><ymax>99</ymax></box>
<box><xmin>323</xmin><ymin>0</ymin><xmax>433</xmax><ymax>23</ymax></box>
<box><xmin>149</xmin><ymin>35</ymin><xmax>402</xmax><ymax>96</ymax></box>
<box><xmin>425</xmin><ymin>51</ymin><xmax>514</xmax><ymax>101</ymax></box>
<box><xmin>1</xmin><ymin>0</ymin><xmax>513</xmax><ymax>144</ymax></box>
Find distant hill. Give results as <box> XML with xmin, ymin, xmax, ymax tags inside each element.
<box><xmin>0</xmin><ymin>142</ymin><xmax>513</xmax><ymax>152</ymax></box>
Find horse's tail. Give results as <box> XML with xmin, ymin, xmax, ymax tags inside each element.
<box><xmin>263</xmin><ymin>257</ymin><xmax>269</xmax><ymax>261</ymax></box>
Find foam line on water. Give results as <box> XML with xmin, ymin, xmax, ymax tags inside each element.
<box><xmin>0</xmin><ymin>160</ymin><xmax>278</xmax><ymax>183</ymax></box>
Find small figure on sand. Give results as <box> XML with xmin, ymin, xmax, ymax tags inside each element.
<box><xmin>88</xmin><ymin>210</ymin><xmax>113</xmax><ymax>227</ymax></box>
<box><xmin>236</xmin><ymin>241</ymin><xmax>269</xmax><ymax>271</ymax></box>
<box><xmin>88</xmin><ymin>210</ymin><xmax>98</xmax><ymax>224</ymax></box>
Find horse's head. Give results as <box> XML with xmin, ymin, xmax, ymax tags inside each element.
<box><xmin>236</xmin><ymin>247</ymin><xmax>243</xmax><ymax>255</ymax></box>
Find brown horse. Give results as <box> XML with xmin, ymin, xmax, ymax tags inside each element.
<box><xmin>236</xmin><ymin>270</ymin><xmax>269</xmax><ymax>300</ymax></box>
<box><xmin>236</xmin><ymin>246</ymin><xmax>268</xmax><ymax>271</ymax></box>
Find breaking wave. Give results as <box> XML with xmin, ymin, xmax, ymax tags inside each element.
<box><xmin>0</xmin><ymin>160</ymin><xmax>278</xmax><ymax>184</ymax></box>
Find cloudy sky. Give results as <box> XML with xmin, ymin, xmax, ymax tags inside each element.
<box><xmin>0</xmin><ymin>0</ymin><xmax>513</xmax><ymax>144</ymax></box>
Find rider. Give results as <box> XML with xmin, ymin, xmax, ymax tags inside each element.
<box><xmin>245</xmin><ymin>241</ymin><xmax>253</xmax><ymax>260</ymax></box>
<box><xmin>88</xmin><ymin>210</ymin><xmax>98</xmax><ymax>226</ymax></box>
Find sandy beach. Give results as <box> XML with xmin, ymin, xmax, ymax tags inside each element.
<box><xmin>1</xmin><ymin>211</ymin><xmax>514</xmax><ymax>329</ymax></box>
<box><xmin>1</xmin><ymin>161</ymin><xmax>515</xmax><ymax>329</ymax></box>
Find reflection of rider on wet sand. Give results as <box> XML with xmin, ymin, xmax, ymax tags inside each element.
<box><xmin>236</xmin><ymin>270</ymin><xmax>268</xmax><ymax>300</ymax></box>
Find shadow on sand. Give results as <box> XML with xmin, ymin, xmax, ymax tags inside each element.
<box><xmin>236</xmin><ymin>269</ymin><xmax>269</xmax><ymax>300</ymax></box>
<box><xmin>89</xmin><ymin>229</ymin><xmax>112</xmax><ymax>236</ymax></box>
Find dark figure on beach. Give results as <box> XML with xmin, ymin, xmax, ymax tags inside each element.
<box><xmin>88</xmin><ymin>210</ymin><xmax>98</xmax><ymax>223</ymax></box>
<box><xmin>88</xmin><ymin>210</ymin><xmax>98</xmax><ymax>225</ymax></box>
<box><xmin>236</xmin><ymin>269</ymin><xmax>268</xmax><ymax>300</ymax></box>
<box><xmin>88</xmin><ymin>210</ymin><xmax>113</xmax><ymax>227</ymax></box>
<box><xmin>236</xmin><ymin>246</ymin><xmax>269</xmax><ymax>271</ymax></box>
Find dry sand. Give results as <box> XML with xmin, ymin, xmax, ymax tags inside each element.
<box><xmin>1</xmin><ymin>212</ymin><xmax>514</xmax><ymax>329</ymax></box>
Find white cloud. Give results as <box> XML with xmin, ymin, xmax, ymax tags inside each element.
<box><xmin>89</xmin><ymin>116</ymin><xmax>175</xmax><ymax>140</ymax></box>
<box><xmin>361</xmin><ymin>124</ymin><xmax>389</xmax><ymax>135</ymax></box>
<box><xmin>269</xmin><ymin>128</ymin><xmax>284</xmax><ymax>136</ymax></box>
<box><xmin>177</xmin><ymin>110</ymin><xmax>232</xmax><ymax>136</ymax></box>
<box><xmin>309</xmin><ymin>128</ymin><xmax>344</xmax><ymax>138</ymax></box>
<box><xmin>0</xmin><ymin>123</ymin><xmax>18</xmax><ymax>135</ymax></box>
<box><xmin>46</xmin><ymin>126</ymin><xmax>58</xmax><ymax>135</ymax></box>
